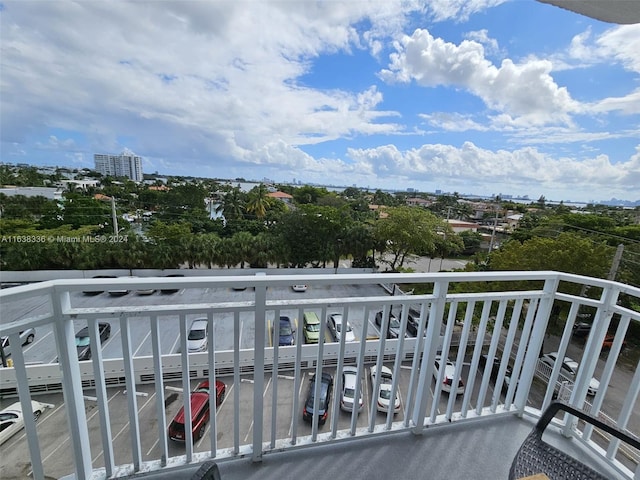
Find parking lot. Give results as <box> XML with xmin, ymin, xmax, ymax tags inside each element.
<box><xmin>0</xmin><ymin>355</ymin><xmax>518</xmax><ymax>480</ymax></box>
<box><xmin>1</xmin><ymin>282</ymin><xmax>389</xmax><ymax>364</ymax></box>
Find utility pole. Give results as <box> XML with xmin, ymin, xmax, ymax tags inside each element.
<box><xmin>488</xmin><ymin>207</ymin><xmax>499</xmax><ymax>252</ymax></box>
<box><xmin>440</xmin><ymin>207</ymin><xmax>452</xmax><ymax>270</ymax></box>
<box><xmin>111</xmin><ymin>197</ymin><xmax>119</xmax><ymax>234</ymax></box>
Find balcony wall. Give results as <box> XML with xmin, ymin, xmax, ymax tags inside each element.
<box><xmin>0</xmin><ymin>271</ymin><xmax>638</xmax><ymax>480</ymax></box>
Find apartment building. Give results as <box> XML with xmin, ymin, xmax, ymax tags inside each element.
<box><xmin>94</xmin><ymin>149</ymin><xmax>143</xmax><ymax>182</ymax></box>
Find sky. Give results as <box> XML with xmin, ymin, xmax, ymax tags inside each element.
<box><xmin>1</xmin><ymin>1</ymin><xmax>639</xmax><ymax>204</ymax></box>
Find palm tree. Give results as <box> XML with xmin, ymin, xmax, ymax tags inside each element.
<box><xmin>231</xmin><ymin>231</ymin><xmax>254</xmax><ymax>268</ymax></box>
<box><xmin>200</xmin><ymin>233</ymin><xmax>221</xmax><ymax>268</ymax></box>
<box><xmin>216</xmin><ymin>187</ymin><xmax>245</xmax><ymax>222</ymax></box>
<box><xmin>245</xmin><ymin>184</ymin><xmax>271</xmax><ymax>219</ymax></box>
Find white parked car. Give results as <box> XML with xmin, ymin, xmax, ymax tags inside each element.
<box><xmin>340</xmin><ymin>366</ymin><xmax>363</xmax><ymax>413</ymax></box>
<box><xmin>539</xmin><ymin>352</ymin><xmax>600</xmax><ymax>396</ymax></box>
<box><xmin>0</xmin><ymin>400</ymin><xmax>53</xmax><ymax>445</ymax></box>
<box><xmin>434</xmin><ymin>356</ymin><xmax>465</xmax><ymax>395</ymax></box>
<box><xmin>328</xmin><ymin>314</ymin><xmax>356</xmax><ymax>343</ymax></box>
<box><xmin>370</xmin><ymin>365</ymin><xmax>401</xmax><ymax>414</ymax></box>
<box><xmin>187</xmin><ymin>318</ymin><xmax>208</xmax><ymax>352</ymax></box>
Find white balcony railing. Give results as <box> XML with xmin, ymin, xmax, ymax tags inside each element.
<box><xmin>0</xmin><ymin>271</ymin><xmax>638</xmax><ymax>480</ymax></box>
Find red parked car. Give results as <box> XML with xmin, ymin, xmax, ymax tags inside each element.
<box><xmin>168</xmin><ymin>380</ymin><xmax>226</xmax><ymax>442</ymax></box>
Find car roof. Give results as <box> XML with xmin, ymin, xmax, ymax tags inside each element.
<box><xmin>171</xmin><ymin>392</ymin><xmax>209</xmax><ymax>424</ymax></box>
<box><xmin>190</xmin><ymin>319</ymin><xmax>208</xmax><ymax>329</ymax></box>
<box><xmin>343</xmin><ymin>372</ymin><xmax>358</xmax><ymax>389</ymax></box>
<box><xmin>304</xmin><ymin>312</ymin><xmax>320</xmax><ymax>323</ymax></box>
<box><xmin>75</xmin><ymin>322</ymin><xmax>109</xmax><ymax>337</ymax></box>
<box><xmin>312</xmin><ymin>371</ymin><xmax>333</xmax><ymax>383</ymax></box>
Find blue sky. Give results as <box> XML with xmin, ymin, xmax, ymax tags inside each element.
<box><xmin>1</xmin><ymin>1</ymin><xmax>639</xmax><ymax>203</ymax></box>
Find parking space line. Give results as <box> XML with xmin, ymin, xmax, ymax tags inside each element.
<box><xmin>244</xmin><ymin>376</ymin><xmax>272</xmax><ymax>443</ymax></box>
<box><xmin>288</xmin><ymin>372</ymin><xmax>307</xmax><ymax>437</ymax></box>
<box><xmin>37</xmin><ymin>390</ymin><xmax>122</xmax><ymax>473</ymax></box>
<box><xmin>146</xmin><ymin>438</ymin><xmax>159</xmax><ymax>456</ymax></box>
<box><xmin>133</xmin><ymin>331</ymin><xmax>151</xmax><ymax>356</ymax></box>
<box><xmin>169</xmin><ymin>335</ymin><xmax>180</xmax><ymax>354</ymax></box>
<box><xmin>13</xmin><ymin>401</ymin><xmax>64</xmax><ymax>446</ymax></box>
<box><xmin>196</xmin><ymin>382</ymin><xmax>235</xmax><ymax>449</ymax></box>
<box><xmin>92</xmin><ymin>391</ymin><xmax>157</xmax><ymax>464</ymax></box>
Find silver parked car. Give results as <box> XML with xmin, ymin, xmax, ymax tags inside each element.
<box><xmin>187</xmin><ymin>319</ymin><xmax>208</xmax><ymax>352</ymax></box>
<box><xmin>340</xmin><ymin>366</ymin><xmax>363</xmax><ymax>413</ymax></box>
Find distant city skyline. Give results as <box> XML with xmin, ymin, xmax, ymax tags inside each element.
<box><xmin>4</xmin><ymin>159</ymin><xmax>638</xmax><ymax>207</ymax></box>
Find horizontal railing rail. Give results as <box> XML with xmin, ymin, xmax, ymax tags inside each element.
<box><xmin>0</xmin><ymin>271</ymin><xmax>638</xmax><ymax>480</ymax></box>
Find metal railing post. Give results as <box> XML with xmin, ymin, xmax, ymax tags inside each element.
<box><xmin>253</xmin><ymin>273</ymin><xmax>267</xmax><ymax>462</ymax></box>
<box><xmin>514</xmin><ymin>276</ymin><xmax>559</xmax><ymax>414</ymax></box>
<box><xmin>51</xmin><ymin>289</ymin><xmax>93</xmax><ymax>480</ymax></box>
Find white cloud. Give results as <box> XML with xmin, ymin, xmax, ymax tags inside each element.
<box><xmin>427</xmin><ymin>0</ymin><xmax>508</xmax><ymax>22</ymax></box>
<box><xmin>419</xmin><ymin>112</ymin><xmax>489</xmax><ymax>132</ymax></box>
<box><xmin>346</xmin><ymin>142</ymin><xmax>640</xmax><ymax>199</ymax></box>
<box><xmin>0</xmin><ymin>1</ymin><xmax>412</xmax><ymax>169</ymax></box>
<box><xmin>380</xmin><ymin>29</ymin><xmax>578</xmax><ymax>126</ymax></box>
<box><xmin>464</xmin><ymin>29</ymin><xmax>500</xmax><ymax>56</ymax></box>
<box><xmin>566</xmin><ymin>24</ymin><xmax>640</xmax><ymax>73</ymax></box>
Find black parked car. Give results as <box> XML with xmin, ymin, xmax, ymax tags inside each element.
<box><xmin>82</xmin><ymin>275</ymin><xmax>117</xmax><ymax>295</ymax></box>
<box><xmin>374</xmin><ymin>311</ymin><xmax>402</xmax><ymax>339</ymax></box>
<box><xmin>161</xmin><ymin>274</ymin><xmax>184</xmax><ymax>294</ymax></box>
<box><xmin>479</xmin><ymin>354</ymin><xmax>513</xmax><ymax>390</ymax></box>
<box><xmin>75</xmin><ymin>322</ymin><xmax>111</xmax><ymax>360</ymax></box>
<box><xmin>572</xmin><ymin>322</ymin><xmax>592</xmax><ymax>339</ymax></box>
<box><xmin>406</xmin><ymin>308</ymin><xmax>427</xmax><ymax>337</ymax></box>
<box><xmin>302</xmin><ymin>372</ymin><xmax>333</xmax><ymax>425</ymax></box>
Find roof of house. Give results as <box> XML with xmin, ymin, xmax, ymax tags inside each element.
<box><xmin>446</xmin><ymin>219</ymin><xmax>481</xmax><ymax>228</ymax></box>
<box><xmin>267</xmin><ymin>191</ymin><xmax>293</xmax><ymax>199</ymax></box>
<box><xmin>93</xmin><ymin>193</ymin><xmax>112</xmax><ymax>201</ymax></box>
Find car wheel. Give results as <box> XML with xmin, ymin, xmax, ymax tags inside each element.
<box><xmin>25</xmin><ymin>334</ymin><xmax>35</xmax><ymax>345</ymax></box>
<box><xmin>219</xmin><ymin>390</ymin><xmax>225</xmax><ymax>405</ymax></box>
<box><xmin>33</xmin><ymin>410</ymin><xmax>42</xmax><ymax>421</ymax></box>
<box><xmin>196</xmin><ymin>424</ymin><xmax>206</xmax><ymax>440</ymax></box>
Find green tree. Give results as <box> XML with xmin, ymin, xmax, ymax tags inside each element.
<box><xmin>342</xmin><ymin>222</ymin><xmax>375</xmax><ymax>268</ymax></box>
<box><xmin>291</xmin><ymin>185</ymin><xmax>330</xmax><ymax>205</ymax></box>
<box><xmin>215</xmin><ymin>187</ymin><xmax>246</xmax><ymax>222</ymax></box>
<box><xmin>374</xmin><ymin>206</ymin><xmax>444</xmax><ymax>271</ymax></box>
<box><xmin>459</xmin><ymin>230</ymin><xmax>482</xmax><ymax>255</ymax></box>
<box><xmin>489</xmin><ymin>232</ymin><xmax>613</xmax><ymax>280</ymax></box>
<box><xmin>245</xmin><ymin>184</ymin><xmax>272</xmax><ymax>219</ymax></box>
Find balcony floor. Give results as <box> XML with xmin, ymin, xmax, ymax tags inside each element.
<box><xmin>123</xmin><ymin>414</ymin><xmax>621</xmax><ymax>480</ymax></box>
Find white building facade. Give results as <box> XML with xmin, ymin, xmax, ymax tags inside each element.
<box><xmin>94</xmin><ymin>149</ymin><xmax>143</xmax><ymax>181</ymax></box>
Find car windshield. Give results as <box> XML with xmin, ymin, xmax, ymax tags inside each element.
<box><xmin>280</xmin><ymin>323</ymin><xmax>292</xmax><ymax>336</ymax></box>
<box><xmin>188</xmin><ymin>329</ymin><xmax>206</xmax><ymax>340</ymax></box>
<box><xmin>75</xmin><ymin>337</ymin><xmax>90</xmax><ymax>347</ymax></box>
<box><xmin>389</xmin><ymin>317</ymin><xmax>400</xmax><ymax>329</ymax></box>
<box><xmin>380</xmin><ymin>389</ymin><xmax>392</xmax><ymax>400</ymax></box>
<box><xmin>336</xmin><ymin>323</ymin><xmax>352</xmax><ymax>333</ymax></box>
<box><xmin>306</xmin><ymin>323</ymin><xmax>320</xmax><ymax>332</ymax></box>
<box><xmin>344</xmin><ymin>387</ymin><xmax>355</xmax><ymax>398</ymax></box>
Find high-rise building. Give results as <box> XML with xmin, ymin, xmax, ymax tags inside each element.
<box><xmin>94</xmin><ymin>149</ymin><xmax>143</xmax><ymax>181</ymax></box>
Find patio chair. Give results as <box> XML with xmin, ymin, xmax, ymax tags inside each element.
<box><xmin>509</xmin><ymin>401</ymin><xmax>640</xmax><ymax>480</ymax></box>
